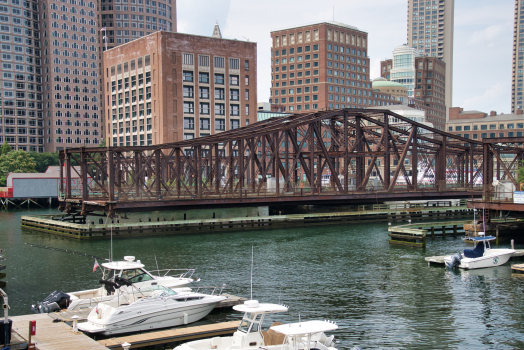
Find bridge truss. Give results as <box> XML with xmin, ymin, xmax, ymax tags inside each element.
<box><xmin>58</xmin><ymin>109</ymin><xmax>524</xmax><ymax>216</ymax></box>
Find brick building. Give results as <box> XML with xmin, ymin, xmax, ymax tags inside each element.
<box><xmin>381</xmin><ymin>46</ymin><xmax>446</xmax><ymax>130</ymax></box>
<box><xmin>446</xmin><ymin>107</ymin><xmax>524</xmax><ymax>140</ymax></box>
<box><xmin>102</xmin><ymin>31</ymin><xmax>256</xmax><ymax>147</ymax></box>
<box><xmin>269</xmin><ymin>21</ymin><xmax>398</xmax><ymax>113</ymax></box>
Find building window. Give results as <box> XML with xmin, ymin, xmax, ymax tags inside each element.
<box><xmin>199</xmin><ymin>87</ymin><xmax>209</xmax><ymax>99</ymax></box>
<box><xmin>215</xmin><ymin>103</ymin><xmax>225</xmax><ymax>115</ymax></box>
<box><xmin>229</xmin><ymin>58</ymin><xmax>239</xmax><ymax>70</ymax></box>
<box><xmin>230</xmin><ymin>75</ymin><xmax>239</xmax><ymax>86</ymax></box>
<box><xmin>198</xmin><ymin>72</ymin><xmax>209</xmax><ymax>84</ymax></box>
<box><xmin>230</xmin><ymin>119</ymin><xmax>240</xmax><ymax>129</ymax></box>
<box><xmin>245</xmin><ymin>60</ymin><xmax>249</xmax><ymax>70</ymax></box>
<box><xmin>200</xmin><ymin>103</ymin><xmax>210</xmax><ymax>115</ymax></box>
<box><xmin>215</xmin><ymin>88</ymin><xmax>225</xmax><ymax>100</ymax></box>
<box><xmin>183</xmin><ymin>85</ymin><xmax>194</xmax><ymax>98</ymax></box>
<box><xmin>200</xmin><ymin>118</ymin><xmax>210</xmax><ymax>130</ymax></box>
<box><xmin>183</xmin><ymin>71</ymin><xmax>193</xmax><ymax>82</ymax></box>
<box><xmin>214</xmin><ymin>74</ymin><xmax>224</xmax><ymax>84</ymax></box>
<box><xmin>230</xmin><ymin>89</ymin><xmax>239</xmax><ymax>101</ymax></box>
<box><xmin>183</xmin><ymin>102</ymin><xmax>194</xmax><ymax>114</ymax></box>
<box><xmin>183</xmin><ymin>117</ymin><xmax>194</xmax><ymax>130</ymax></box>
<box><xmin>230</xmin><ymin>104</ymin><xmax>239</xmax><ymax>116</ymax></box>
<box><xmin>214</xmin><ymin>56</ymin><xmax>225</xmax><ymax>68</ymax></box>
<box><xmin>182</xmin><ymin>53</ymin><xmax>194</xmax><ymax>65</ymax></box>
<box><xmin>198</xmin><ymin>55</ymin><xmax>209</xmax><ymax>67</ymax></box>
<box><xmin>215</xmin><ymin>118</ymin><xmax>225</xmax><ymax>131</ymax></box>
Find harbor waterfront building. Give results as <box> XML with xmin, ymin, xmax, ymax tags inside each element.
<box><xmin>102</xmin><ymin>31</ymin><xmax>257</xmax><ymax>146</ymax></box>
<box><xmin>269</xmin><ymin>22</ymin><xmax>399</xmax><ymax>113</ymax></box>
<box><xmin>0</xmin><ymin>0</ymin><xmax>44</xmax><ymax>151</ymax></box>
<box><xmin>512</xmin><ymin>0</ymin><xmax>524</xmax><ymax>113</ymax></box>
<box><xmin>407</xmin><ymin>0</ymin><xmax>454</xmax><ymax>118</ymax></box>
<box><xmin>380</xmin><ymin>45</ymin><xmax>446</xmax><ymax>130</ymax></box>
<box><xmin>446</xmin><ymin>107</ymin><xmax>524</xmax><ymax>140</ymax></box>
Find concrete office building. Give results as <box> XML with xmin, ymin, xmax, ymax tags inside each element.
<box><xmin>0</xmin><ymin>0</ymin><xmax>44</xmax><ymax>151</ymax></box>
<box><xmin>102</xmin><ymin>31</ymin><xmax>256</xmax><ymax>147</ymax></box>
<box><xmin>407</xmin><ymin>0</ymin><xmax>454</xmax><ymax>117</ymax></box>
<box><xmin>40</xmin><ymin>0</ymin><xmax>102</xmax><ymax>151</ymax></box>
<box><xmin>512</xmin><ymin>0</ymin><xmax>524</xmax><ymax>113</ymax></box>
<box><xmin>269</xmin><ymin>22</ymin><xmax>398</xmax><ymax>113</ymax></box>
<box><xmin>381</xmin><ymin>46</ymin><xmax>446</xmax><ymax>130</ymax></box>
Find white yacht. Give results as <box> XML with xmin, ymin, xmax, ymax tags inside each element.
<box><xmin>32</xmin><ymin>256</ymin><xmax>196</xmax><ymax>313</ymax></box>
<box><xmin>78</xmin><ymin>285</ymin><xmax>227</xmax><ymax>335</ymax></box>
<box><xmin>174</xmin><ymin>300</ymin><xmax>338</xmax><ymax>350</ymax></box>
<box><xmin>445</xmin><ymin>233</ymin><xmax>516</xmax><ymax>269</ymax></box>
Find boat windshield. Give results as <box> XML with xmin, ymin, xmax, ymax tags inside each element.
<box><xmin>238</xmin><ymin>313</ymin><xmax>261</xmax><ymax>333</ymax></box>
<box><xmin>146</xmin><ymin>285</ymin><xmax>178</xmax><ymax>298</ymax></box>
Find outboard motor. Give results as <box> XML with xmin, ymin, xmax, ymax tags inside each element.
<box><xmin>446</xmin><ymin>253</ymin><xmax>463</xmax><ymax>269</ymax></box>
<box><xmin>31</xmin><ymin>290</ymin><xmax>71</xmax><ymax>313</ymax></box>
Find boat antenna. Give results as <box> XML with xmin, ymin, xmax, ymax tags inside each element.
<box><xmin>250</xmin><ymin>245</ymin><xmax>253</xmax><ymax>300</ymax></box>
<box><xmin>473</xmin><ymin>207</ymin><xmax>476</xmax><ymax>235</ymax></box>
<box><xmin>110</xmin><ymin>225</ymin><xmax>113</xmax><ymax>262</ymax></box>
<box><xmin>154</xmin><ymin>254</ymin><xmax>159</xmax><ymax>273</ymax></box>
<box><xmin>482</xmin><ymin>208</ymin><xmax>486</xmax><ymax>234</ymax></box>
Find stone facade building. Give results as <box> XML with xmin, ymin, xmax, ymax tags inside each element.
<box><xmin>102</xmin><ymin>31</ymin><xmax>257</xmax><ymax>147</ymax></box>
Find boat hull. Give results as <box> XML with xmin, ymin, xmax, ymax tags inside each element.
<box><xmin>79</xmin><ymin>297</ymin><xmax>224</xmax><ymax>335</ymax></box>
<box><xmin>459</xmin><ymin>249</ymin><xmax>515</xmax><ymax>270</ymax></box>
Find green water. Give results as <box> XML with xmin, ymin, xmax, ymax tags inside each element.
<box><xmin>2</xmin><ymin>208</ymin><xmax>524</xmax><ymax>349</ymax></box>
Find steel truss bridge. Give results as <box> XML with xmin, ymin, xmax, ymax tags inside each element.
<box><xmin>58</xmin><ymin>109</ymin><xmax>524</xmax><ymax>217</ymax></box>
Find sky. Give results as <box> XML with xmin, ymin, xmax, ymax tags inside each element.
<box><xmin>177</xmin><ymin>0</ymin><xmax>514</xmax><ymax>114</ymax></box>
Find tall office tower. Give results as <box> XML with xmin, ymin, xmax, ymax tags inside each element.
<box><xmin>407</xmin><ymin>0</ymin><xmax>454</xmax><ymax>118</ymax></box>
<box><xmin>98</xmin><ymin>0</ymin><xmax>176</xmax><ymax>51</ymax></box>
<box><xmin>0</xmin><ymin>0</ymin><xmax>44</xmax><ymax>151</ymax></box>
<box><xmin>269</xmin><ymin>22</ymin><xmax>397</xmax><ymax>113</ymax></box>
<box><xmin>40</xmin><ymin>0</ymin><xmax>101</xmax><ymax>151</ymax></box>
<box><xmin>102</xmin><ymin>31</ymin><xmax>257</xmax><ymax>147</ymax></box>
<box><xmin>381</xmin><ymin>44</ymin><xmax>446</xmax><ymax>130</ymax></box>
<box><xmin>512</xmin><ymin>0</ymin><xmax>524</xmax><ymax>113</ymax></box>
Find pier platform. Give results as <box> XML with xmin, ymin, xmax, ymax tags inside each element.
<box><xmin>21</xmin><ymin>202</ymin><xmax>473</xmax><ymax>239</ymax></box>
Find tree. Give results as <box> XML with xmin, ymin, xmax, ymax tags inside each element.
<box><xmin>0</xmin><ymin>150</ymin><xmax>36</xmax><ymax>186</ymax></box>
<box><xmin>29</xmin><ymin>151</ymin><xmax>60</xmax><ymax>173</ymax></box>
<box><xmin>0</xmin><ymin>142</ymin><xmax>12</xmax><ymax>156</ymax></box>
<box><xmin>518</xmin><ymin>161</ymin><xmax>524</xmax><ymax>190</ymax></box>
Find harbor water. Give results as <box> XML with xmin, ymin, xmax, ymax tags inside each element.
<box><xmin>2</xmin><ymin>208</ymin><xmax>524</xmax><ymax>349</ymax></box>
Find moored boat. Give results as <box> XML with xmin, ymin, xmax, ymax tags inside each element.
<box><xmin>445</xmin><ymin>233</ymin><xmax>516</xmax><ymax>270</ymax></box>
<box><xmin>78</xmin><ymin>284</ymin><xmax>227</xmax><ymax>335</ymax></box>
<box><xmin>173</xmin><ymin>299</ymin><xmax>338</xmax><ymax>350</ymax></box>
<box><xmin>32</xmin><ymin>256</ymin><xmax>196</xmax><ymax>313</ymax></box>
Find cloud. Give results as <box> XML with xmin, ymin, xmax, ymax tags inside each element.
<box><xmin>469</xmin><ymin>24</ymin><xmax>507</xmax><ymax>46</ymax></box>
<box><xmin>462</xmin><ymin>82</ymin><xmax>508</xmax><ymax>112</ymax></box>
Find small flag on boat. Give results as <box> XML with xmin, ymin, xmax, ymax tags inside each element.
<box><xmin>93</xmin><ymin>259</ymin><xmax>99</xmax><ymax>272</ymax></box>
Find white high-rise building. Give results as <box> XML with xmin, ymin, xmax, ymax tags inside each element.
<box><xmin>407</xmin><ymin>0</ymin><xmax>454</xmax><ymax>119</ymax></box>
<box><xmin>390</xmin><ymin>45</ymin><xmax>421</xmax><ymax>99</ymax></box>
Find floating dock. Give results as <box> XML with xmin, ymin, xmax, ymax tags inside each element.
<box><xmin>21</xmin><ymin>201</ymin><xmax>473</xmax><ymax>239</ymax></box>
<box><xmin>98</xmin><ymin>321</ymin><xmax>240</xmax><ymax>349</ymax></box>
<box><xmin>388</xmin><ymin>221</ymin><xmax>469</xmax><ymax>248</ymax></box>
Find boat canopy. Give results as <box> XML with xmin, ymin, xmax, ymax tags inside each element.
<box><xmin>270</xmin><ymin>320</ymin><xmax>338</xmax><ymax>336</ymax></box>
<box><xmin>101</xmin><ymin>256</ymin><xmax>145</xmax><ymax>270</ymax></box>
<box><xmin>469</xmin><ymin>236</ymin><xmax>496</xmax><ymax>241</ymax></box>
<box><xmin>233</xmin><ymin>300</ymin><xmax>288</xmax><ymax>314</ymax></box>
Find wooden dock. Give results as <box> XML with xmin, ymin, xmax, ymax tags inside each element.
<box><xmin>10</xmin><ymin>313</ymin><xmax>107</xmax><ymax>350</ymax></box>
<box><xmin>425</xmin><ymin>250</ymin><xmax>524</xmax><ymax>266</ymax></box>
<box><xmin>388</xmin><ymin>220</ymin><xmax>469</xmax><ymax>248</ymax></box>
<box><xmin>511</xmin><ymin>263</ymin><xmax>524</xmax><ymax>274</ymax></box>
<box><xmin>21</xmin><ymin>202</ymin><xmax>472</xmax><ymax>239</ymax></box>
<box><xmin>98</xmin><ymin>321</ymin><xmax>240</xmax><ymax>349</ymax></box>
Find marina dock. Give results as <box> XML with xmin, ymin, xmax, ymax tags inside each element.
<box><xmin>9</xmin><ymin>312</ymin><xmax>240</xmax><ymax>350</ymax></box>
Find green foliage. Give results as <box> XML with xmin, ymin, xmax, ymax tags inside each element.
<box><xmin>99</xmin><ymin>139</ymin><xmax>106</xmax><ymax>147</ymax></box>
<box><xmin>518</xmin><ymin>161</ymin><xmax>524</xmax><ymax>189</ymax></box>
<box><xmin>0</xmin><ymin>150</ymin><xmax>36</xmax><ymax>186</ymax></box>
<box><xmin>29</xmin><ymin>151</ymin><xmax>60</xmax><ymax>173</ymax></box>
<box><xmin>0</xmin><ymin>142</ymin><xmax>12</xmax><ymax>155</ymax></box>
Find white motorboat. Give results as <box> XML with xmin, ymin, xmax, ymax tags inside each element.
<box><xmin>32</xmin><ymin>256</ymin><xmax>196</xmax><ymax>313</ymax></box>
<box><xmin>78</xmin><ymin>284</ymin><xmax>227</xmax><ymax>335</ymax></box>
<box><xmin>445</xmin><ymin>233</ymin><xmax>516</xmax><ymax>270</ymax></box>
<box><xmin>173</xmin><ymin>300</ymin><xmax>338</xmax><ymax>350</ymax></box>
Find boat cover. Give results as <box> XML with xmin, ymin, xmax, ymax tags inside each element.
<box><xmin>464</xmin><ymin>242</ymin><xmax>485</xmax><ymax>258</ymax></box>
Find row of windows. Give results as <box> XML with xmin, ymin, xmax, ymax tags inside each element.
<box><xmin>110</xmin><ymin>55</ymin><xmax>150</xmax><ymax>76</ymax></box>
<box><xmin>0</xmin><ymin>117</ymin><xmax>42</xmax><ymax>125</ymax></box>
<box><xmin>53</xmin><ymin>128</ymin><xmax>99</xmax><ymax>135</ymax></box>
<box><xmin>453</xmin><ymin>132</ymin><xmax>524</xmax><ymax>139</ymax></box>
<box><xmin>182</xmin><ymin>118</ymin><xmax>242</xmax><ymax>132</ymax></box>
<box><xmin>183</xmin><ymin>102</ymin><xmax>247</xmax><ymax>116</ymax></box>
<box><xmin>112</xmin><ymin>134</ymin><xmax>151</xmax><ymax>146</ymax></box>
<box><xmin>448</xmin><ymin>123</ymin><xmax>524</xmax><ymax>132</ymax></box>
<box><xmin>54</xmin><ymin>137</ymin><xmax>99</xmax><ymax>144</ymax></box>
<box><xmin>53</xmin><ymin>111</ymin><xmax>99</xmax><ymax>120</ymax></box>
<box><xmin>1</xmin><ymin>126</ymin><xmax>42</xmax><ymax>134</ymax></box>
<box><xmin>182</xmin><ymin>72</ymin><xmax>250</xmax><ymax>86</ymax></box>
<box><xmin>182</xmin><ymin>87</ymin><xmax>249</xmax><ymax>101</ymax></box>
<box><xmin>1</xmin><ymin>136</ymin><xmax>43</xmax><ymax>144</ymax></box>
